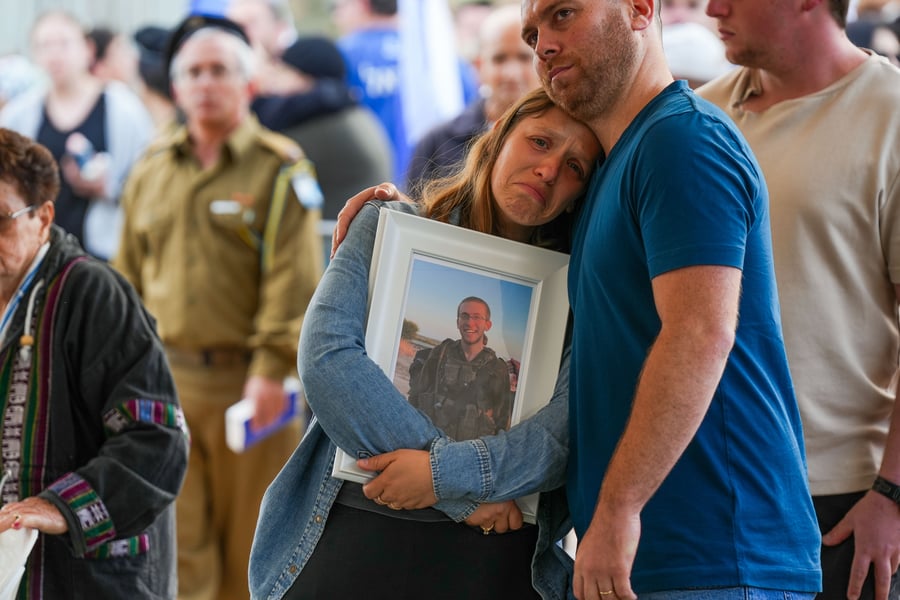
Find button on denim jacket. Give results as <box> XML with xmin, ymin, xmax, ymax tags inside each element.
<box><xmin>249</xmin><ymin>202</ymin><xmax>576</xmax><ymax>600</ymax></box>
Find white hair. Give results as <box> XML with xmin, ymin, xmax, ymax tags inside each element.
<box><xmin>170</xmin><ymin>27</ymin><xmax>257</xmax><ymax>83</ymax></box>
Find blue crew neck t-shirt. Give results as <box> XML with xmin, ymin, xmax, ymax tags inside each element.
<box><xmin>567</xmin><ymin>81</ymin><xmax>821</xmax><ymax>593</ymax></box>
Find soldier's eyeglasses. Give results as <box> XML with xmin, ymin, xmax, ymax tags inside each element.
<box><xmin>0</xmin><ymin>205</ymin><xmax>36</xmax><ymax>230</ymax></box>
<box><xmin>458</xmin><ymin>313</ymin><xmax>487</xmax><ymax>322</ymax></box>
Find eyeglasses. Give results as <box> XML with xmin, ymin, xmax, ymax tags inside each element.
<box><xmin>176</xmin><ymin>63</ymin><xmax>240</xmax><ymax>83</ymax></box>
<box><xmin>0</xmin><ymin>205</ymin><xmax>37</xmax><ymax>230</ymax></box>
<box><xmin>458</xmin><ymin>312</ymin><xmax>488</xmax><ymax>322</ymax></box>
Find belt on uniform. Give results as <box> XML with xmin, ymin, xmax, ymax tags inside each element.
<box><xmin>164</xmin><ymin>346</ymin><xmax>252</xmax><ymax>368</ymax></box>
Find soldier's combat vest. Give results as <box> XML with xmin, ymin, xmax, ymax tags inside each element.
<box><xmin>408</xmin><ymin>339</ymin><xmax>511</xmax><ymax>441</ymax></box>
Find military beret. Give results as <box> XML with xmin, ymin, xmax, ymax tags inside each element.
<box><xmin>164</xmin><ymin>14</ymin><xmax>250</xmax><ymax>78</ymax></box>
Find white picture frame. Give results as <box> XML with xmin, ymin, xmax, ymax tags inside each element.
<box><xmin>331</xmin><ymin>209</ymin><xmax>570</xmax><ymax>523</ymax></box>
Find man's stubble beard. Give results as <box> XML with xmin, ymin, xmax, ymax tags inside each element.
<box><xmin>723</xmin><ymin>43</ymin><xmax>772</xmax><ymax>72</ymax></box>
<box><xmin>543</xmin><ymin>11</ymin><xmax>638</xmax><ymax>125</ymax></box>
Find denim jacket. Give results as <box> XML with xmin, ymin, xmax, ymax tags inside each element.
<box><xmin>249</xmin><ymin>201</ymin><xmax>576</xmax><ymax>600</ymax></box>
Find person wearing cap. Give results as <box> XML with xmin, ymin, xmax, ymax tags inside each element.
<box><xmin>112</xmin><ymin>15</ymin><xmax>323</xmax><ymax>600</ymax></box>
<box><xmin>252</xmin><ymin>34</ymin><xmax>392</xmax><ymax>228</ymax></box>
<box><xmin>132</xmin><ymin>25</ymin><xmax>177</xmax><ymax>132</ymax></box>
<box><xmin>699</xmin><ymin>1</ymin><xmax>900</xmax><ymax>599</ymax></box>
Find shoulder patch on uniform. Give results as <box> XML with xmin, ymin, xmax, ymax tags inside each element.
<box><xmin>287</xmin><ymin>160</ymin><xmax>324</xmax><ymax>210</ymax></box>
<box><xmin>257</xmin><ymin>129</ymin><xmax>305</xmax><ymax>163</ymax></box>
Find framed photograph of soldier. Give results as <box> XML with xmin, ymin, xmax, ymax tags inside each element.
<box><xmin>392</xmin><ymin>258</ymin><xmax>531</xmax><ymax>443</ymax></box>
<box><xmin>330</xmin><ymin>210</ymin><xmax>570</xmax><ymax>522</ymax></box>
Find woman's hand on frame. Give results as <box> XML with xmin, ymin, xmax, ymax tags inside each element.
<box><xmin>359</xmin><ymin>449</ymin><xmax>436</xmax><ymax>510</ymax></box>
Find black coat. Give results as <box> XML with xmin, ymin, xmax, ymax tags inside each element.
<box><xmin>0</xmin><ymin>226</ymin><xmax>188</xmax><ymax>599</ymax></box>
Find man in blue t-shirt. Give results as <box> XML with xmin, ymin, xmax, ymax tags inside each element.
<box><xmin>333</xmin><ymin>0</ymin><xmax>404</xmax><ymax>179</ymax></box>
<box><xmin>521</xmin><ymin>1</ymin><xmax>822</xmax><ymax>599</ymax></box>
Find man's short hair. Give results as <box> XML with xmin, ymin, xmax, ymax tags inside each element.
<box><xmin>457</xmin><ymin>296</ymin><xmax>491</xmax><ymax>320</ymax></box>
<box><xmin>165</xmin><ymin>14</ymin><xmax>251</xmax><ymax>81</ymax></box>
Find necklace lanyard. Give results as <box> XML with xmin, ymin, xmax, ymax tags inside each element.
<box><xmin>1</xmin><ymin>331</ymin><xmax>36</xmax><ymax>505</ymax></box>
<box><xmin>1</xmin><ymin>254</ymin><xmax>85</xmax><ymax>506</ymax></box>
<box><xmin>0</xmin><ymin>243</ymin><xmax>49</xmax><ymax>347</ymax></box>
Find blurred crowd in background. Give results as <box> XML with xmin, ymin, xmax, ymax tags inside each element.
<box><xmin>0</xmin><ymin>0</ymin><xmax>897</xmax><ymax>236</ymax></box>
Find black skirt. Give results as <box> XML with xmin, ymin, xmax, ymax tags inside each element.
<box><xmin>283</xmin><ymin>501</ymin><xmax>542</xmax><ymax>600</ymax></box>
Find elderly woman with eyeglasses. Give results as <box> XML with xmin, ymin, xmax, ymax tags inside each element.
<box><xmin>0</xmin><ymin>127</ymin><xmax>188</xmax><ymax>600</ymax></box>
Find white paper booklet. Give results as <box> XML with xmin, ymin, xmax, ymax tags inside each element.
<box><xmin>225</xmin><ymin>378</ymin><xmax>304</xmax><ymax>453</ymax></box>
<box><xmin>0</xmin><ymin>526</ymin><xmax>38</xmax><ymax>600</ymax></box>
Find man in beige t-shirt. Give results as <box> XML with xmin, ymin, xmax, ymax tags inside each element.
<box><xmin>699</xmin><ymin>1</ymin><xmax>900</xmax><ymax>598</ymax></box>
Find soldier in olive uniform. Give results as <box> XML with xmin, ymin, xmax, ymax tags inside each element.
<box><xmin>113</xmin><ymin>16</ymin><xmax>322</xmax><ymax>600</ymax></box>
<box><xmin>408</xmin><ymin>296</ymin><xmax>512</xmax><ymax>441</ymax></box>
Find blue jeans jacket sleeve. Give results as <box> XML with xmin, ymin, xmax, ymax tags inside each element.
<box><xmin>298</xmin><ymin>201</ymin><xmax>476</xmax><ymax>520</ymax></box>
<box><xmin>430</xmin><ymin>345</ymin><xmax>570</xmax><ymax>502</ymax></box>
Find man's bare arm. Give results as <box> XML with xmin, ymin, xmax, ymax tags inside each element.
<box><xmin>574</xmin><ymin>264</ymin><xmax>741</xmax><ymax>600</ymax></box>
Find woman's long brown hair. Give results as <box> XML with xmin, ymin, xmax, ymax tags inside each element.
<box><xmin>419</xmin><ymin>87</ymin><xmax>580</xmax><ymax>249</ymax></box>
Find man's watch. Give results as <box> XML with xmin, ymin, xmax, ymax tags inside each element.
<box><xmin>871</xmin><ymin>476</ymin><xmax>900</xmax><ymax>505</ymax></box>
